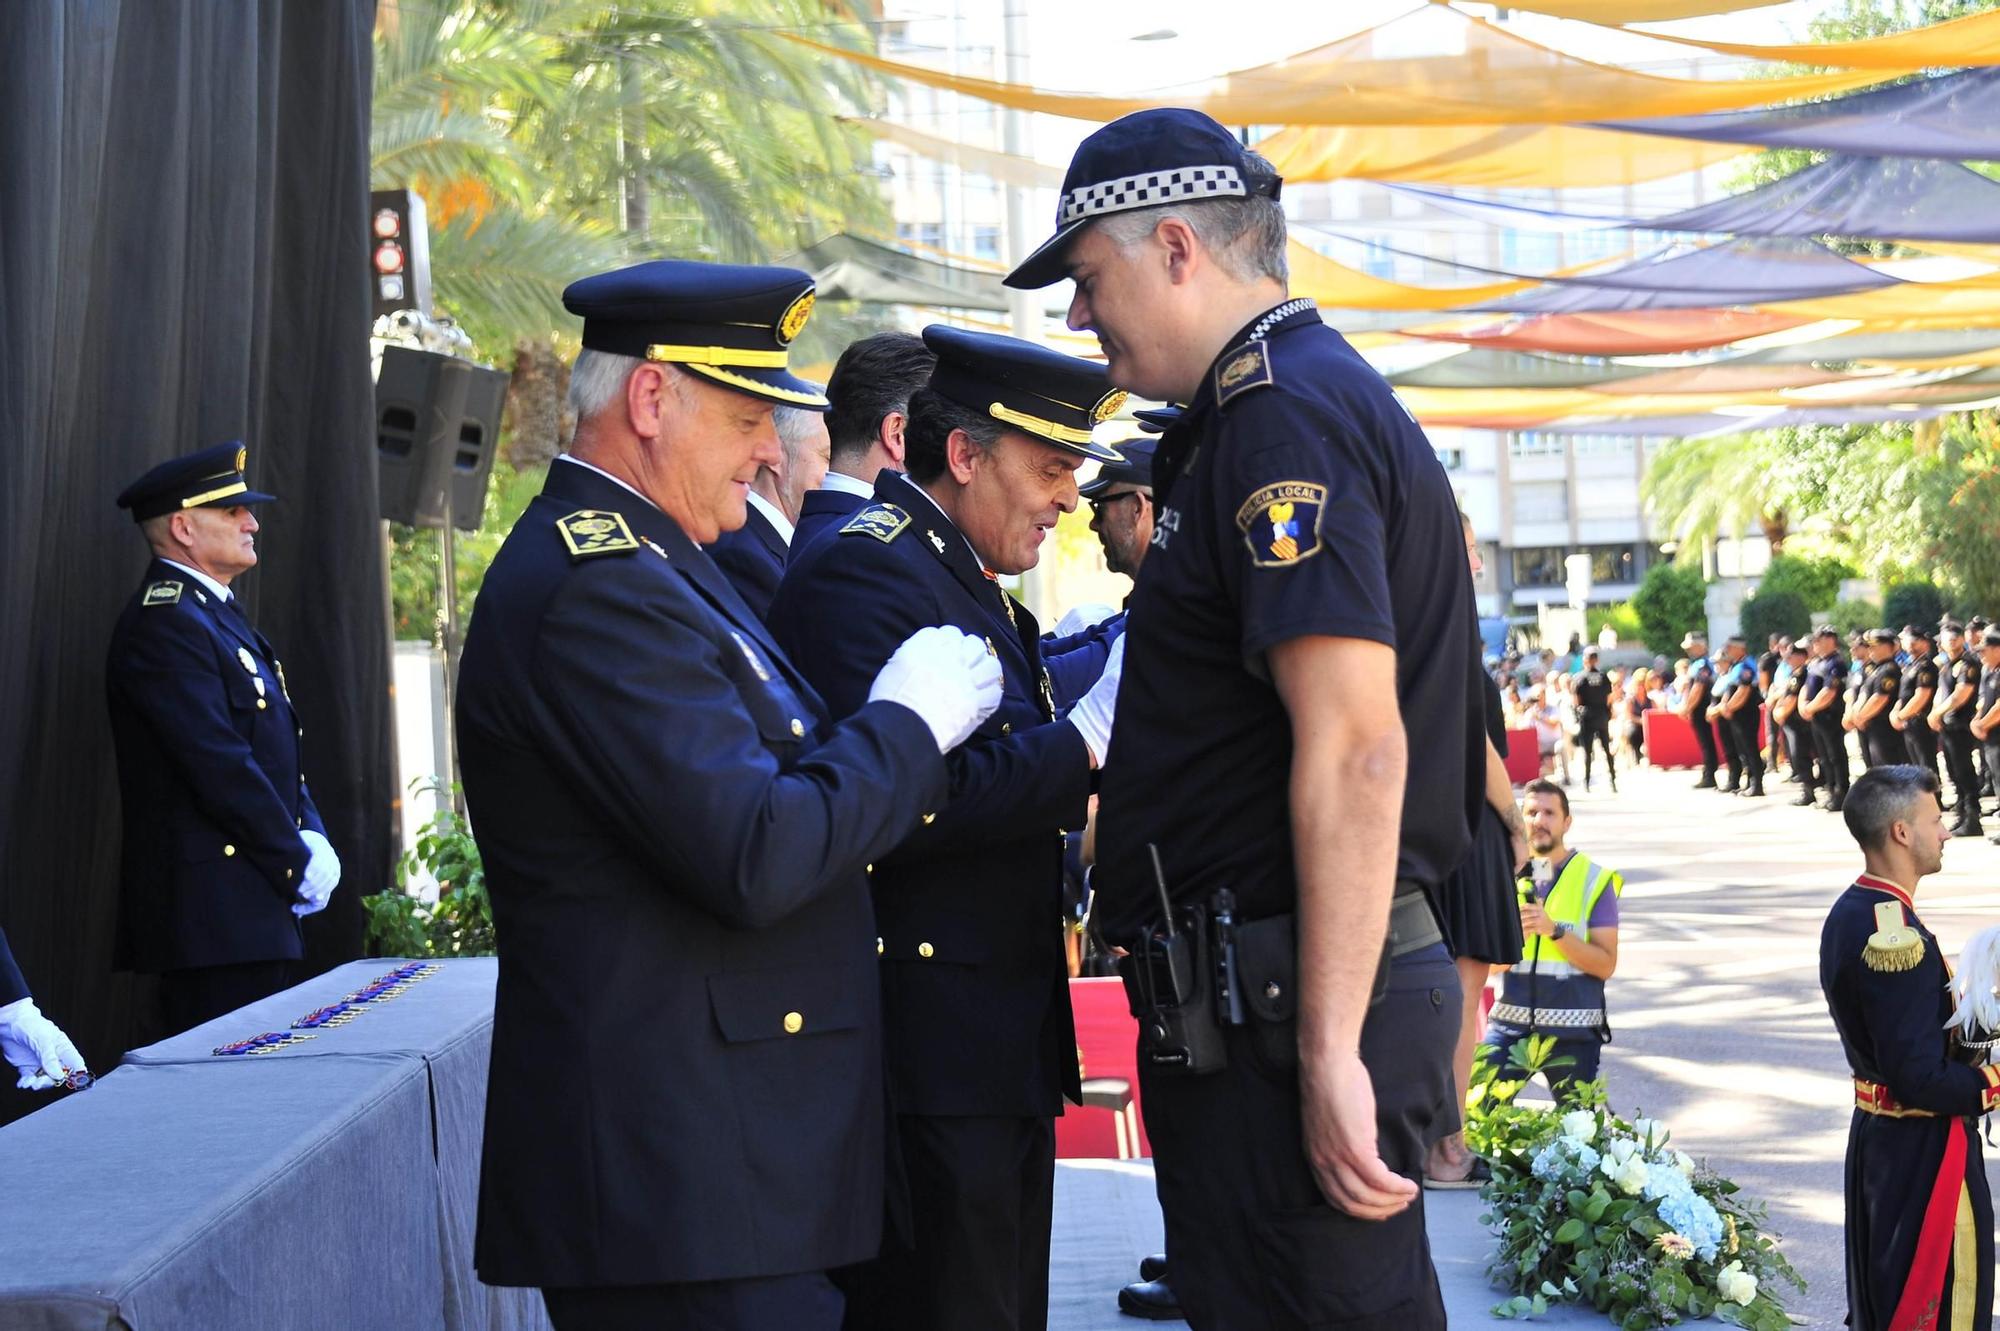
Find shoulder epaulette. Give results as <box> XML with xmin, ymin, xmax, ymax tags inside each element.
<box><xmin>840</xmin><ymin>503</ymin><xmax>911</xmax><ymax>544</ymax></box>
<box><xmin>142</xmin><ymin>580</ymin><xmax>183</xmax><ymax>607</ymax></box>
<box><xmin>556</xmin><ymin>509</ymin><xmax>639</xmax><ymax>560</ymax></box>
<box><xmin>1213</xmin><ymin>341</ymin><xmax>1275</xmax><ymax>408</ymax></box>
<box><xmin>1863</xmin><ymin>899</ymin><xmax>1925</xmax><ymax>973</ymax></box>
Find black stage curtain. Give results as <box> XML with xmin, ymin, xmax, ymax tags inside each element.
<box><xmin>0</xmin><ymin>0</ymin><xmax>386</xmax><ymax>1123</ymax></box>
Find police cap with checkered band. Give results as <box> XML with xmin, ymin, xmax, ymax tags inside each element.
<box><xmin>1003</xmin><ymin>108</ymin><xmax>1282</xmax><ymax>291</ymax></box>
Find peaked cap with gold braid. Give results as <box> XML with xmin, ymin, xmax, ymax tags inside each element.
<box><xmin>116</xmin><ymin>442</ymin><xmax>277</xmax><ymax>523</ymax></box>
<box><xmin>921</xmin><ymin>324</ymin><xmax>1126</xmax><ymax>464</ymax></box>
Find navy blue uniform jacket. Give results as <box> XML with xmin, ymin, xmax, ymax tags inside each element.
<box><xmin>0</xmin><ymin>927</ymin><xmax>27</xmax><ymax>1007</ymax></box>
<box><xmin>456</xmin><ymin>459</ymin><xmax>947</xmax><ymax>1288</ymax></box>
<box><xmin>794</xmin><ymin>484</ymin><xmax>867</xmax><ymax>558</ymax></box>
<box><xmin>769</xmin><ymin>470</ymin><xmax>1093</xmax><ymax>1119</ymax></box>
<box><xmin>704</xmin><ymin>498</ymin><xmax>787</xmax><ymax>620</ymax></box>
<box><xmin>105</xmin><ymin>558</ymin><xmax>322</xmax><ymax>973</ymax></box>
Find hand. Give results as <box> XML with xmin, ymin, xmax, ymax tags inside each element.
<box><xmin>0</xmin><ymin>997</ymin><xmax>87</xmax><ymax>1091</ymax></box>
<box><xmin>1891</xmin><ymin>715</ymin><xmax>1907</xmax><ymax>731</ymax></box>
<box><xmin>1928</xmin><ymin>714</ymin><xmax>1944</xmax><ymax>732</ymax></box>
<box><xmin>300</xmin><ymin>829</ymin><xmax>341</xmax><ymax>899</ymax></box>
<box><xmin>1519</xmin><ymin>900</ymin><xmax>1557</xmax><ymax>939</ymax></box>
<box><xmin>1976</xmin><ymin>720</ymin><xmax>1990</xmax><ymax>740</ymax></box>
<box><xmin>868</xmin><ymin>625</ymin><xmax>1004</xmax><ymax>753</ymax></box>
<box><xmin>1300</xmin><ymin>1049</ymin><xmax>1417</xmax><ymax>1219</ymax></box>
<box><xmin>1066</xmin><ymin>635</ymin><xmax>1125</xmax><ymax>767</ymax></box>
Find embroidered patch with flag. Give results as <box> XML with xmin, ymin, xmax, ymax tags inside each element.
<box><xmin>556</xmin><ymin>509</ymin><xmax>639</xmax><ymax>559</ymax></box>
<box><xmin>840</xmin><ymin>503</ymin><xmax>911</xmax><ymax>544</ymax></box>
<box><xmin>1235</xmin><ymin>481</ymin><xmax>1327</xmax><ymax>568</ymax></box>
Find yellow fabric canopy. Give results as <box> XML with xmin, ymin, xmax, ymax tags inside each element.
<box><xmin>1599</xmin><ymin>6</ymin><xmax>2000</xmax><ymax>68</ymax></box>
<box><xmin>1258</xmin><ymin>121</ymin><xmax>1753</xmax><ymax>187</ymax></box>
<box><xmin>782</xmin><ymin>10</ymin><xmax>1898</xmax><ymax>127</ymax></box>
<box><xmin>1483</xmin><ymin>0</ymin><xmax>1784</xmax><ymax>20</ymax></box>
<box><xmin>1763</xmin><ymin>283</ymin><xmax>2000</xmax><ymax>329</ymax></box>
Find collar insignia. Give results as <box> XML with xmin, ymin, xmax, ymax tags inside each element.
<box><xmin>142</xmin><ymin>580</ymin><xmax>183</xmax><ymax>607</ymax></box>
<box><xmin>1215</xmin><ymin>342</ymin><xmax>1273</xmax><ymax>406</ymax></box>
<box><xmin>840</xmin><ymin>503</ymin><xmax>911</xmax><ymax>544</ymax></box>
<box><xmin>557</xmin><ymin>509</ymin><xmax>639</xmax><ymax>560</ymax></box>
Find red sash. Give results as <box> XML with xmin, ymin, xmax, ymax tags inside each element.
<box><xmin>1886</xmin><ymin>1118</ymin><xmax>1967</xmax><ymax>1331</ymax></box>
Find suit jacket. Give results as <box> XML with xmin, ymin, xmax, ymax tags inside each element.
<box><xmin>104</xmin><ymin>557</ymin><xmax>323</xmax><ymax>972</ymax></box>
<box><xmin>769</xmin><ymin>471</ymin><xmax>1090</xmax><ymax>1119</ymax></box>
<box><xmin>794</xmin><ymin>484</ymin><xmax>867</xmax><ymax>559</ymax></box>
<box><xmin>0</xmin><ymin>926</ymin><xmax>27</xmax><ymax>1007</ymax></box>
<box><xmin>703</xmin><ymin>500</ymin><xmax>788</xmax><ymax>621</ymax></box>
<box><xmin>456</xmin><ymin>459</ymin><xmax>947</xmax><ymax>1288</ymax></box>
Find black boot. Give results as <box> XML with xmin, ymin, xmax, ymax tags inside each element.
<box><xmin>1118</xmin><ymin>1279</ymin><xmax>1183</xmax><ymax>1321</ymax></box>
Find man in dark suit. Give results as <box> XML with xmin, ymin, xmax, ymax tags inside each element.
<box><xmin>795</xmin><ymin>332</ymin><xmax>937</xmax><ymax>555</ymax></box>
<box><xmin>769</xmin><ymin>325</ymin><xmax>1127</xmax><ymax>1331</ymax></box>
<box><xmin>704</xmin><ymin>396</ymin><xmax>828</xmax><ymax>618</ymax></box>
<box><xmin>107</xmin><ymin>443</ymin><xmax>341</xmax><ymax>1034</ymax></box>
<box><xmin>0</xmin><ymin>925</ymin><xmax>87</xmax><ymax>1091</ymax></box>
<box><xmin>455</xmin><ymin>260</ymin><xmax>1002</xmax><ymax>1331</ymax></box>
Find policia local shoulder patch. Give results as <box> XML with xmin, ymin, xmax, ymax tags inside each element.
<box><xmin>1235</xmin><ymin>481</ymin><xmax>1326</xmax><ymax>568</ymax></box>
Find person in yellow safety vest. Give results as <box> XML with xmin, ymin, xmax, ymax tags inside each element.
<box><xmin>1482</xmin><ymin>778</ymin><xmax>1623</xmax><ymax>1101</ymax></box>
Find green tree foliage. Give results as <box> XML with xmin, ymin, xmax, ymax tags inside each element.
<box><xmin>1757</xmin><ymin>554</ymin><xmax>1853</xmax><ymax>612</ymax></box>
<box><xmin>1739</xmin><ymin>590</ymin><xmax>1810</xmax><ymax>648</ymax></box>
<box><xmin>1640</xmin><ymin>432</ymin><xmax>1793</xmax><ymax>558</ymax></box>
<box><xmin>1631</xmin><ymin>563</ymin><xmax>1709</xmax><ymax>657</ymax></box>
<box><xmin>1883</xmin><ymin>580</ymin><xmax>1947</xmax><ymax>629</ymax></box>
<box><xmin>1829</xmin><ymin>599</ymin><xmax>1882</xmax><ymax>637</ymax></box>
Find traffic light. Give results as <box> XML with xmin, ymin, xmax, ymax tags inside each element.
<box><xmin>369</xmin><ymin>189</ymin><xmax>432</xmax><ymax>322</ymax></box>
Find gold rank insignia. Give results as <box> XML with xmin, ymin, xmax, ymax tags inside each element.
<box><xmin>1235</xmin><ymin>480</ymin><xmax>1328</xmax><ymax>568</ymax></box>
<box><xmin>841</xmin><ymin>503</ymin><xmax>911</xmax><ymax>544</ymax></box>
<box><xmin>1863</xmin><ymin>900</ymin><xmax>1925</xmax><ymax>973</ymax></box>
<box><xmin>143</xmin><ymin>580</ymin><xmax>183</xmax><ymax>607</ymax></box>
<box><xmin>1214</xmin><ymin>342</ymin><xmax>1273</xmax><ymax>406</ymax></box>
<box><xmin>1091</xmin><ymin>389</ymin><xmax>1129</xmax><ymax>424</ymax></box>
<box><xmin>557</xmin><ymin>509</ymin><xmax>639</xmax><ymax>559</ymax></box>
<box><xmin>776</xmin><ymin>289</ymin><xmax>816</xmax><ymax>346</ymax></box>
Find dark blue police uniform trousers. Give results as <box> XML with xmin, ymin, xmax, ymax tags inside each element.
<box><xmin>1691</xmin><ymin>710</ymin><xmax>1719</xmax><ymax>778</ymax></box>
<box><xmin>1715</xmin><ymin>712</ymin><xmax>1742</xmax><ymax>785</ymax></box>
<box><xmin>1812</xmin><ymin>713</ymin><xmax>1851</xmax><ymax>798</ymax></box>
<box><xmin>1478</xmin><ymin>1021</ymin><xmax>1603</xmax><ymax>1102</ymax></box>
<box><xmin>543</xmin><ymin>1270</ymin><xmax>843</xmax><ymax>1331</ymax></box>
<box><xmin>1138</xmin><ymin>944</ymin><xmax>1459</xmax><ymax>1331</ymax></box>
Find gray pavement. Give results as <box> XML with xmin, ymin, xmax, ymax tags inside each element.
<box><xmin>1050</xmin><ymin>761</ymin><xmax>2000</xmax><ymax>1328</ymax></box>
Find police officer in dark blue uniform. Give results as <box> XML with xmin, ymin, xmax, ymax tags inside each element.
<box><xmin>1894</xmin><ymin>624</ymin><xmax>1941</xmax><ymax>781</ymax></box>
<box><xmin>703</xmin><ymin>400</ymin><xmax>826</xmax><ymax>619</ymax></box>
<box><xmin>1678</xmin><ymin>632</ymin><xmax>1721</xmax><ymax>789</ymax></box>
<box><xmin>1718</xmin><ymin>635</ymin><xmax>1766</xmax><ymax>798</ymax></box>
<box><xmin>768</xmin><ymin>324</ymin><xmax>1126</xmax><ymax>1331</ymax></box>
<box><xmin>107</xmin><ymin>444</ymin><xmax>342</xmax><ymax>1033</ymax></box>
<box><xmin>1008</xmin><ymin>108</ymin><xmax>1479</xmax><ymax>1330</ymax></box>
<box><xmin>1802</xmin><ymin>627</ymin><xmax>1851</xmax><ymax>811</ymax></box>
<box><xmin>1774</xmin><ymin>639</ymin><xmax>1818</xmax><ymax>807</ymax></box>
<box><xmin>1934</xmin><ymin>621</ymin><xmax>1984</xmax><ymax>836</ymax></box>
<box><xmin>1851</xmin><ymin>629</ymin><xmax>1905</xmax><ymax>770</ymax></box>
<box><xmin>1820</xmin><ymin>765</ymin><xmax>1997</xmax><ymax>1331</ymax></box>
<box><xmin>797</xmin><ymin>332</ymin><xmax>938</xmax><ymax>556</ymax></box>
<box><xmin>455</xmin><ymin>261</ymin><xmax>1003</xmax><ymax>1331</ymax></box>
<box><xmin>0</xmin><ymin>925</ymin><xmax>87</xmax><ymax>1091</ymax></box>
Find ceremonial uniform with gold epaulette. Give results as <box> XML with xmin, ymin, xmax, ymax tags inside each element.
<box><xmin>457</xmin><ymin>261</ymin><xmax>952</xmax><ymax>1325</ymax></box>
<box><xmin>1820</xmin><ymin>872</ymin><xmax>1999</xmax><ymax>1331</ymax></box>
<box><xmin>767</xmin><ymin>326</ymin><xmax>1122</xmax><ymax>1331</ymax></box>
<box><xmin>105</xmin><ymin>444</ymin><xmax>326</xmax><ymax>1028</ymax></box>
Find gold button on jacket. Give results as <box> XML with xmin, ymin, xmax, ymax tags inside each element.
<box><xmin>782</xmin><ymin>1011</ymin><xmax>804</xmax><ymax>1034</ymax></box>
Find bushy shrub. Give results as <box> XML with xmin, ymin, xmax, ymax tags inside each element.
<box><xmin>1630</xmin><ymin>564</ymin><xmax>1708</xmax><ymax>657</ymax></box>
<box><xmin>1828</xmin><ymin>599</ymin><xmax>1881</xmax><ymax>638</ymax></box>
<box><xmin>1586</xmin><ymin>602</ymin><xmax>1644</xmax><ymax>646</ymax></box>
<box><xmin>1738</xmin><ymin>590</ymin><xmax>1809</xmax><ymax>650</ymax></box>
<box><xmin>1756</xmin><ymin>555</ymin><xmax>1852</xmax><ymax>612</ymax></box>
<box><xmin>1882</xmin><ymin>581</ymin><xmax>1946</xmax><ymax>631</ymax></box>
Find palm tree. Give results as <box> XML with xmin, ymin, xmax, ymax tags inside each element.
<box><xmin>1640</xmin><ymin>431</ymin><xmax>1794</xmax><ymax>566</ymax></box>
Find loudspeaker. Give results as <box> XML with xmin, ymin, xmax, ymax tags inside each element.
<box><xmin>375</xmin><ymin>346</ymin><xmax>508</xmax><ymax>531</ymax></box>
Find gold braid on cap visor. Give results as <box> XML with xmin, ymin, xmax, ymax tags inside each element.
<box><xmin>988</xmin><ymin>402</ymin><xmax>1094</xmax><ymax>445</ymax></box>
<box><xmin>682</xmin><ymin>363</ymin><xmax>830</xmax><ymax>407</ymax></box>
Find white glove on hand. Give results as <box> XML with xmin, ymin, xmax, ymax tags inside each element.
<box><xmin>1067</xmin><ymin>634</ymin><xmax>1126</xmax><ymax>766</ymax></box>
<box><xmin>868</xmin><ymin>625</ymin><xmax>1004</xmax><ymax>753</ymax></box>
<box><xmin>0</xmin><ymin>997</ymin><xmax>87</xmax><ymax>1091</ymax></box>
<box><xmin>294</xmin><ymin>829</ymin><xmax>341</xmax><ymax>916</ymax></box>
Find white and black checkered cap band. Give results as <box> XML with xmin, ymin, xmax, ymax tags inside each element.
<box><xmin>1057</xmin><ymin>165</ymin><xmax>1247</xmax><ymax>226</ymax></box>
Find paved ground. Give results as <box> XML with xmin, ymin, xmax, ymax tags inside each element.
<box><xmin>1049</xmin><ymin>759</ymin><xmax>2000</xmax><ymax>1328</ymax></box>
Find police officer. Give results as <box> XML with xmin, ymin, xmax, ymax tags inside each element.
<box><xmin>1678</xmin><ymin>632</ymin><xmax>1721</xmax><ymax>789</ymax></box>
<box><xmin>1931</xmin><ymin>621</ymin><xmax>1983</xmax><ymax>837</ymax></box>
<box><xmin>1819</xmin><ymin>765</ymin><xmax>1997</xmax><ymax>1331</ymax></box>
<box><xmin>1082</xmin><ymin>434</ymin><xmax>1156</xmax><ymax>583</ymax></box>
<box><xmin>1573</xmin><ymin>646</ymin><xmax>1615</xmax><ymax>793</ymax></box>
<box><xmin>1773</xmin><ymin>638</ymin><xmax>1818</xmax><ymax>808</ymax></box>
<box><xmin>1711</xmin><ymin>636</ymin><xmax>1763</xmax><ymax>796</ymax></box>
<box><xmin>455</xmin><ymin>261</ymin><xmax>1003</xmax><ymax>1331</ymax></box>
<box><xmin>1008</xmin><ymin>107</ymin><xmax>1478</xmax><ymax>1330</ymax></box>
<box><xmin>796</xmin><ymin>333</ymin><xmax>938</xmax><ymax>555</ymax></box>
<box><xmin>703</xmin><ymin>397</ymin><xmax>828</xmax><ymax>619</ymax></box>
<box><xmin>0</xmin><ymin>925</ymin><xmax>87</xmax><ymax>1091</ymax></box>
<box><xmin>107</xmin><ymin>444</ymin><xmax>342</xmax><ymax>1033</ymax></box>
<box><xmin>1893</xmin><ymin>625</ymin><xmax>1941</xmax><ymax>782</ymax></box>
<box><xmin>1849</xmin><ymin>630</ymin><xmax>1904</xmax><ymax>770</ymax></box>
<box><xmin>1802</xmin><ymin>627</ymin><xmax>1851</xmax><ymax>812</ymax></box>
<box><xmin>1759</xmin><ymin>634</ymin><xmax>1786</xmax><ymax>775</ymax></box>
<box><xmin>1972</xmin><ymin>627</ymin><xmax>2000</xmax><ymax>846</ymax></box>
<box><xmin>769</xmin><ymin>325</ymin><xmax>1125</xmax><ymax>1331</ymax></box>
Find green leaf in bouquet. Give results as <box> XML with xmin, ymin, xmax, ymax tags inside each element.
<box><xmin>1584</xmin><ymin>1190</ymin><xmax>1612</xmax><ymax>1223</ymax></box>
<box><xmin>1554</xmin><ymin>1218</ymin><xmax>1590</xmax><ymax>1245</ymax></box>
<box><xmin>1567</xmin><ymin>1189</ymin><xmax>1591</xmax><ymax>1215</ymax></box>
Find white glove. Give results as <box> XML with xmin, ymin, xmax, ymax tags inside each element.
<box><xmin>0</xmin><ymin>997</ymin><xmax>87</xmax><ymax>1091</ymax></box>
<box><xmin>868</xmin><ymin>625</ymin><xmax>1004</xmax><ymax>753</ymax></box>
<box><xmin>1067</xmin><ymin>634</ymin><xmax>1125</xmax><ymax>766</ymax></box>
<box><xmin>295</xmin><ymin>829</ymin><xmax>341</xmax><ymax>916</ymax></box>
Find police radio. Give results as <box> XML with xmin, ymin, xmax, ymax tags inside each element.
<box><xmin>1120</xmin><ymin>844</ymin><xmax>1229</xmax><ymax>1075</ymax></box>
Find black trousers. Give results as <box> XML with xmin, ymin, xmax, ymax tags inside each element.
<box><xmin>1692</xmin><ymin>711</ymin><xmax>1719</xmax><ymax>781</ymax></box>
<box><xmin>157</xmin><ymin>959</ymin><xmax>293</xmax><ymax>1038</ymax></box>
<box><xmin>1715</xmin><ymin>712</ymin><xmax>1743</xmax><ymax>787</ymax></box>
<box><xmin>1862</xmin><ymin>725</ymin><xmax>1901</xmax><ymax>771</ymax></box>
<box><xmin>1730</xmin><ymin>711</ymin><xmax>1765</xmax><ymax>789</ymax></box>
<box><xmin>1942</xmin><ymin>729</ymin><xmax>1982</xmax><ymax>824</ymax></box>
<box><xmin>1781</xmin><ymin>716</ymin><xmax>1817</xmax><ymax>794</ymax></box>
<box><xmin>1139</xmin><ymin>946</ymin><xmax>1458</xmax><ymax>1331</ymax></box>
<box><xmin>843</xmin><ymin>1113</ymin><xmax>1055</xmax><ymax>1331</ymax></box>
<box><xmin>1813</xmin><ymin>715</ymin><xmax>1851</xmax><ymax>801</ymax></box>
<box><xmin>1481</xmin><ymin>1023</ymin><xmax>1603</xmax><ymax>1104</ymax></box>
<box><xmin>544</xmin><ymin>1272</ymin><xmax>843</xmax><ymax>1331</ymax></box>
<box><xmin>1576</xmin><ymin>716</ymin><xmax>1615</xmax><ymax>785</ymax></box>
<box><xmin>1904</xmin><ymin>722</ymin><xmax>1941</xmax><ymax>782</ymax></box>
<box><xmin>1986</xmin><ymin>740</ymin><xmax>2000</xmax><ymax>811</ymax></box>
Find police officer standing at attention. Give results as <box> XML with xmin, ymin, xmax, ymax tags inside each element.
<box><xmin>1849</xmin><ymin>629</ymin><xmax>1904</xmax><ymax>771</ymax></box>
<box><xmin>1971</xmin><ymin>627</ymin><xmax>2000</xmax><ymax>846</ymax></box>
<box><xmin>107</xmin><ymin>444</ymin><xmax>342</xmax><ymax>1033</ymax></box>
<box><xmin>455</xmin><ymin>261</ymin><xmax>1003</xmax><ymax>1331</ymax></box>
<box><xmin>1802</xmin><ymin>627</ymin><xmax>1851</xmax><ymax>812</ymax></box>
<box><xmin>703</xmin><ymin>397</ymin><xmax>828</xmax><ymax>619</ymax></box>
<box><xmin>1772</xmin><ymin>639</ymin><xmax>1818</xmax><ymax>808</ymax></box>
<box><xmin>1677</xmin><ymin>632</ymin><xmax>1721</xmax><ymax>790</ymax></box>
<box><xmin>1930</xmin><ymin>621</ymin><xmax>1983</xmax><ymax>837</ymax></box>
<box><xmin>1573</xmin><ymin>646</ymin><xmax>1616</xmax><ymax>794</ymax></box>
<box><xmin>795</xmin><ymin>332</ymin><xmax>938</xmax><ymax>555</ymax></box>
<box><xmin>1007</xmin><ymin>107</ymin><xmax>1479</xmax><ymax>1330</ymax></box>
<box><xmin>769</xmin><ymin>324</ymin><xmax>1125</xmax><ymax>1331</ymax></box>
<box><xmin>1893</xmin><ymin>624</ymin><xmax>1941</xmax><ymax>782</ymax></box>
<box><xmin>1719</xmin><ymin>635</ymin><xmax>1766</xmax><ymax>798</ymax></box>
